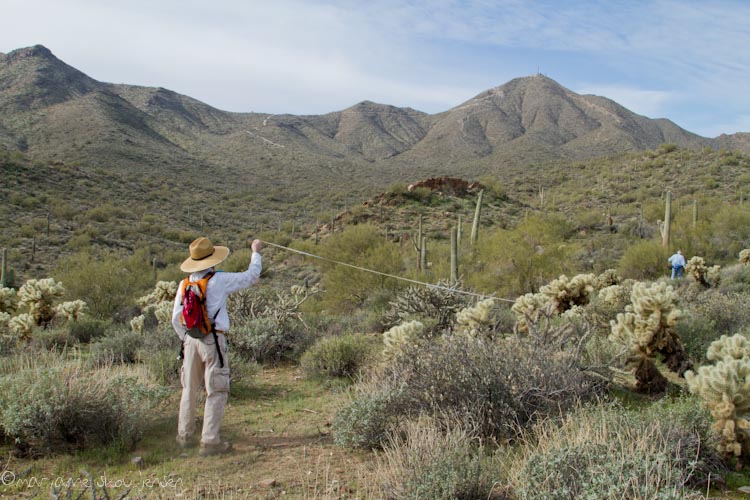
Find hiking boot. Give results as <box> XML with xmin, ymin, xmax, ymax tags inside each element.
<box><xmin>198</xmin><ymin>441</ymin><xmax>232</xmax><ymax>457</ymax></box>
<box><xmin>176</xmin><ymin>434</ymin><xmax>195</xmax><ymax>449</ymax></box>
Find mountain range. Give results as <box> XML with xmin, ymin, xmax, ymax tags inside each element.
<box><xmin>2</xmin><ymin>44</ymin><xmax>749</xmax><ymax>196</ymax></box>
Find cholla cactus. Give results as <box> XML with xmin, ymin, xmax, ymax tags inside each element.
<box><xmin>0</xmin><ymin>286</ymin><xmax>17</xmax><ymax>313</ymax></box>
<box><xmin>137</xmin><ymin>281</ymin><xmax>178</xmax><ymax>309</ymax></box>
<box><xmin>130</xmin><ymin>315</ymin><xmax>145</xmax><ymax>334</ymax></box>
<box><xmin>383</xmin><ymin>320</ymin><xmax>424</xmax><ymax>361</ymax></box>
<box><xmin>17</xmin><ymin>278</ymin><xmax>65</xmax><ymax>326</ymax></box>
<box><xmin>562</xmin><ymin>305</ymin><xmax>585</xmax><ymax>321</ymax></box>
<box><xmin>707</xmin><ymin>334</ymin><xmax>750</xmax><ymax>362</ymax></box>
<box><xmin>512</xmin><ymin>292</ymin><xmax>552</xmax><ymax>334</ymax></box>
<box><xmin>593</xmin><ymin>269</ymin><xmax>622</xmax><ymax>290</ymax></box>
<box><xmin>740</xmin><ymin>249</ymin><xmax>750</xmax><ymax>266</ymax></box>
<box><xmin>686</xmin><ymin>334</ymin><xmax>750</xmax><ymax>458</ymax></box>
<box><xmin>0</xmin><ymin>311</ymin><xmax>10</xmax><ymax>330</ymax></box>
<box><xmin>598</xmin><ymin>280</ymin><xmax>636</xmax><ymax>309</ymax></box>
<box><xmin>9</xmin><ymin>313</ymin><xmax>35</xmax><ymax>339</ymax></box>
<box><xmin>137</xmin><ymin>281</ymin><xmax>178</xmax><ymax>329</ymax></box>
<box><xmin>686</xmin><ymin>256</ymin><xmax>721</xmax><ymax>288</ymax></box>
<box><xmin>54</xmin><ymin>300</ymin><xmax>88</xmax><ymax>322</ymax></box>
<box><xmin>609</xmin><ymin>281</ymin><xmax>691</xmax><ymax>392</ymax></box>
<box><xmin>456</xmin><ymin>299</ymin><xmax>497</xmax><ymax>338</ymax></box>
<box><xmin>540</xmin><ymin>273</ymin><xmax>596</xmax><ymax>314</ymax></box>
<box><xmin>153</xmin><ymin>300</ymin><xmax>173</xmax><ymax>327</ymax></box>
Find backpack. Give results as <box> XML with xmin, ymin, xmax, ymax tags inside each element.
<box><xmin>180</xmin><ymin>272</ymin><xmax>217</xmax><ymax>339</ymax></box>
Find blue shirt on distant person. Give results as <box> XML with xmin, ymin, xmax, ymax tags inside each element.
<box><xmin>668</xmin><ymin>250</ymin><xmax>686</xmax><ymax>279</ymax></box>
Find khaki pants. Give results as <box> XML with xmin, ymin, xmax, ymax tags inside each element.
<box><xmin>177</xmin><ymin>333</ymin><xmax>230</xmax><ymax>445</ymax></box>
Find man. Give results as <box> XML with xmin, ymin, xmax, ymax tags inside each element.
<box><xmin>668</xmin><ymin>249</ymin><xmax>686</xmax><ymax>279</ymax></box>
<box><xmin>172</xmin><ymin>236</ymin><xmax>262</xmax><ymax>456</ymax></box>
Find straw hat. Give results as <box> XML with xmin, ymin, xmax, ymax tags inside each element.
<box><xmin>180</xmin><ymin>237</ymin><xmax>230</xmax><ymax>273</ymax></box>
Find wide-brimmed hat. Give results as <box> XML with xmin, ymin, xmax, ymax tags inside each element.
<box><xmin>180</xmin><ymin>237</ymin><xmax>230</xmax><ymax>273</ymax></box>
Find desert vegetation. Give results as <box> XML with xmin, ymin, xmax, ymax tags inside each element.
<box><xmin>5</xmin><ymin>144</ymin><xmax>750</xmax><ymax>498</ymax></box>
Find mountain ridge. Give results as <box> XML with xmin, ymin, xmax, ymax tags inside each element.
<box><xmin>0</xmin><ymin>44</ymin><xmax>747</xmax><ymax>190</ymax></box>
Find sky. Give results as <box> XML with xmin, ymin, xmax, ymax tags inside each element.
<box><xmin>2</xmin><ymin>0</ymin><xmax>750</xmax><ymax>137</ymax></box>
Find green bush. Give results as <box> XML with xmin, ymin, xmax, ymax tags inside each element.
<box><xmin>618</xmin><ymin>240</ymin><xmax>670</xmax><ymax>280</ymax></box>
<box><xmin>55</xmin><ymin>248</ymin><xmax>154</xmax><ymax>320</ymax></box>
<box><xmin>231</xmin><ymin>317</ymin><xmax>312</xmax><ymax>364</ymax></box>
<box><xmin>0</xmin><ymin>356</ymin><xmax>167</xmax><ymax>455</ymax></box>
<box><xmin>318</xmin><ymin>224</ymin><xmax>403</xmax><ymax>311</ymax></box>
<box><xmin>509</xmin><ymin>399</ymin><xmax>722</xmax><ymax>500</ymax></box>
<box><xmin>333</xmin><ymin>382</ymin><xmax>406</xmax><ymax>450</ymax></box>
<box><xmin>335</xmin><ymin>333</ymin><xmax>605</xmax><ymax>447</ymax></box>
<box><xmin>90</xmin><ymin>330</ymin><xmax>143</xmax><ymax>366</ymax></box>
<box><xmin>30</xmin><ymin>327</ymin><xmax>74</xmax><ymax>352</ymax></box>
<box><xmin>300</xmin><ymin>333</ymin><xmax>378</xmax><ymax>379</ymax></box>
<box><xmin>378</xmin><ymin>421</ymin><xmax>500</xmax><ymax>500</ymax></box>
<box><xmin>67</xmin><ymin>318</ymin><xmax>109</xmax><ymax>343</ymax></box>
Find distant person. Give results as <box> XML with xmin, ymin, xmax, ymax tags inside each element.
<box><xmin>668</xmin><ymin>249</ymin><xmax>686</xmax><ymax>279</ymax></box>
<box><xmin>172</xmin><ymin>236</ymin><xmax>263</xmax><ymax>456</ymax></box>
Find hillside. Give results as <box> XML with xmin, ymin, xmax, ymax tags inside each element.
<box><xmin>1</xmin><ymin>45</ymin><xmax>748</xmax><ymax>186</ymax></box>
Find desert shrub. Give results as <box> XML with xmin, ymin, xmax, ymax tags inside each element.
<box><xmin>55</xmin><ymin>248</ymin><xmax>154</xmax><ymax>320</ymax></box>
<box><xmin>721</xmin><ymin>263</ymin><xmax>750</xmax><ymax>293</ymax></box>
<box><xmin>334</xmin><ymin>380</ymin><xmax>407</xmax><ymax>450</ymax></box>
<box><xmin>337</xmin><ymin>333</ymin><xmax>605</xmax><ymax>447</ymax></box>
<box><xmin>509</xmin><ymin>400</ymin><xmax>721</xmax><ymax>500</ymax></box>
<box><xmin>231</xmin><ymin>317</ymin><xmax>311</xmax><ymax>364</ymax></box>
<box><xmin>90</xmin><ymin>330</ymin><xmax>143</xmax><ymax>366</ymax></box>
<box><xmin>378</xmin><ymin>420</ymin><xmax>502</xmax><ymax>500</ymax></box>
<box><xmin>618</xmin><ymin>240</ymin><xmax>670</xmax><ymax>280</ymax></box>
<box><xmin>300</xmin><ymin>333</ymin><xmax>378</xmax><ymax>379</ymax></box>
<box><xmin>678</xmin><ymin>290</ymin><xmax>750</xmax><ymax>364</ymax></box>
<box><xmin>229</xmin><ymin>286</ymin><xmax>314</xmax><ymax>364</ymax></box>
<box><xmin>472</xmin><ymin>215</ymin><xmax>575</xmax><ymax>297</ymax></box>
<box><xmin>0</xmin><ymin>355</ymin><xmax>167</xmax><ymax>455</ymax></box>
<box><xmin>318</xmin><ymin>224</ymin><xmax>403</xmax><ymax>311</ymax></box>
<box><xmin>382</xmin><ymin>281</ymin><xmax>470</xmax><ymax>336</ymax></box>
<box><xmin>67</xmin><ymin>318</ymin><xmax>109</xmax><ymax>343</ymax></box>
<box><xmin>30</xmin><ymin>328</ymin><xmax>74</xmax><ymax>352</ymax></box>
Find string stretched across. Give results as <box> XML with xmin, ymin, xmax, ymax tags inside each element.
<box><xmin>260</xmin><ymin>240</ymin><xmax>515</xmax><ymax>303</ymax></box>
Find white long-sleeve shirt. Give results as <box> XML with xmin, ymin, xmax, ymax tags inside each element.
<box><xmin>172</xmin><ymin>252</ymin><xmax>262</xmax><ymax>340</ymax></box>
<box><xmin>668</xmin><ymin>253</ymin><xmax>686</xmax><ymax>268</ymax></box>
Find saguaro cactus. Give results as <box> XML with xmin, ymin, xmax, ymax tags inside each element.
<box><xmin>1</xmin><ymin>248</ymin><xmax>7</xmax><ymax>288</ymax></box>
<box><xmin>471</xmin><ymin>190</ymin><xmax>484</xmax><ymax>245</ymax></box>
<box><xmin>413</xmin><ymin>215</ymin><xmax>423</xmax><ymax>270</ymax></box>
<box><xmin>662</xmin><ymin>191</ymin><xmax>671</xmax><ymax>248</ymax></box>
<box><xmin>450</xmin><ymin>226</ymin><xmax>458</xmax><ymax>281</ymax></box>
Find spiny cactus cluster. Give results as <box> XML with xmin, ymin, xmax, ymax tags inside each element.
<box><xmin>686</xmin><ymin>334</ymin><xmax>750</xmax><ymax>458</ymax></box>
<box><xmin>540</xmin><ymin>273</ymin><xmax>597</xmax><ymax>314</ymax></box>
<box><xmin>609</xmin><ymin>281</ymin><xmax>691</xmax><ymax>392</ymax></box>
<box><xmin>597</xmin><ymin>280</ymin><xmax>636</xmax><ymax>309</ymax></box>
<box><xmin>9</xmin><ymin>313</ymin><xmax>35</xmax><ymax>338</ymax></box>
<box><xmin>18</xmin><ymin>278</ymin><xmax>65</xmax><ymax>326</ymax></box>
<box><xmin>592</xmin><ymin>269</ymin><xmax>622</xmax><ymax>290</ymax></box>
<box><xmin>0</xmin><ymin>286</ymin><xmax>17</xmax><ymax>313</ymax></box>
<box><xmin>512</xmin><ymin>292</ymin><xmax>553</xmax><ymax>334</ymax></box>
<box><xmin>512</xmin><ymin>272</ymin><xmax>614</xmax><ymax>334</ymax></box>
<box><xmin>54</xmin><ymin>300</ymin><xmax>88</xmax><ymax>322</ymax></box>
<box><xmin>383</xmin><ymin>281</ymin><xmax>469</xmax><ymax>335</ymax></box>
<box><xmin>456</xmin><ymin>298</ymin><xmax>498</xmax><ymax>338</ymax></box>
<box><xmin>685</xmin><ymin>256</ymin><xmax>721</xmax><ymax>288</ymax></box>
<box><xmin>134</xmin><ymin>280</ymin><xmax>178</xmax><ymax>331</ymax></box>
<box><xmin>383</xmin><ymin>320</ymin><xmax>424</xmax><ymax>361</ymax></box>
<box><xmin>740</xmin><ymin>249</ymin><xmax>750</xmax><ymax>266</ymax></box>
